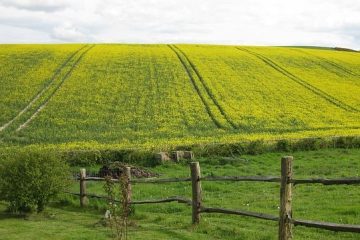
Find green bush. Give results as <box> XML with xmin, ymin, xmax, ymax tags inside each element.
<box><xmin>293</xmin><ymin>138</ymin><xmax>325</xmax><ymax>151</ymax></box>
<box><xmin>0</xmin><ymin>151</ymin><xmax>70</xmax><ymax>213</ymax></box>
<box><xmin>276</xmin><ymin>139</ymin><xmax>292</xmax><ymax>152</ymax></box>
<box><xmin>246</xmin><ymin>140</ymin><xmax>267</xmax><ymax>155</ymax></box>
<box><xmin>334</xmin><ymin>136</ymin><xmax>360</xmax><ymax>149</ymax></box>
<box><xmin>63</xmin><ymin>149</ymin><xmax>157</xmax><ymax>167</ymax></box>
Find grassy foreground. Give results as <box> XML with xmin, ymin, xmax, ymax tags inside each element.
<box><xmin>0</xmin><ymin>148</ymin><xmax>359</xmax><ymax>239</ymax></box>
<box><xmin>0</xmin><ymin>45</ymin><xmax>359</xmax><ymax>150</ymax></box>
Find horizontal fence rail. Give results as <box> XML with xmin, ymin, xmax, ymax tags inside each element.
<box><xmin>200</xmin><ymin>207</ymin><xmax>279</xmax><ymax>222</ymax></box>
<box><xmin>131</xmin><ymin>177</ymin><xmax>191</xmax><ymax>184</ymax></box>
<box><xmin>291</xmin><ymin>219</ymin><xmax>360</xmax><ymax>233</ymax></box>
<box><xmin>66</xmin><ymin>191</ymin><xmax>191</xmax><ymax>205</ymax></box>
<box><xmin>75</xmin><ymin>176</ymin><xmax>192</xmax><ymax>183</ymax></box>
<box><xmin>201</xmin><ymin>175</ymin><xmax>281</xmax><ymax>182</ymax></box>
<box><xmin>130</xmin><ymin>197</ymin><xmax>192</xmax><ymax>205</ymax></box>
<box><xmin>291</xmin><ymin>178</ymin><xmax>360</xmax><ymax>185</ymax></box>
<box><xmin>70</xmin><ymin>156</ymin><xmax>360</xmax><ymax>240</ymax></box>
<box><xmin>78</xmin><ymin>176</ymin><xmax>360</xmax><ymax>185</ymax></box>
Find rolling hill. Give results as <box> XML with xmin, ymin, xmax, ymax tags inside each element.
<box><xmin>0</xmin><ymin>44</ymin><xmax>359</xmax><ymax>150</ymax></box>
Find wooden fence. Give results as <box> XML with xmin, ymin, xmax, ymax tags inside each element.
<box><xmin>68</xmin><ymin>156</ymin><xmax>360</xmax><ymax>240</ymax></box>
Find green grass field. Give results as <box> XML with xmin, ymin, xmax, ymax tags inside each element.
<box><xmin>0</xmin><ymin>45</ymin><xmax>359</xmax><ymax>151</ymax></box>
<box><xmin>1</xmin><ymin>149</ymin><xmax>359</xmax><ymax>240</ymax></box>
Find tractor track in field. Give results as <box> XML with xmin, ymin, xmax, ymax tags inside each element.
<box><xmin>168</xmin><ymin>45</ymin><xmax>223</xmax><ymax>129</ymax></box>
<box><xmin>15</xmin><ymin>44</ymin><xmax>95</xmax><ymax>132</ymax></box>
<box><xmin>168</xmin><ymin>45</ymin><xmax>238</xmax><ymax>130</ymax></box>
<box><xmin>0</xmin><ymin>45</ymin><xmax>88</xmax><ymax>133</ymax></box>
<box><xmin>293</xmin><ymin>48</ymin><xmax>360</xmax><ymax>78</ymax></box>
<box><xmin>236</xmin><ymin>47</ymin><xmax>359</xmax><ymax>113</ymax></box>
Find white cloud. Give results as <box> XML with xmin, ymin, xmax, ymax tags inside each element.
<box><xmin>1</xmin><ymin>0</ymin><xmax>70</xmax><ymax>12</ymax></box>
<box><xmin>0</xmin><ymin>23</ymin><xmax>53</xmax><ymax>42</ymax></box>
<box><xmin>0</xmin><ymin>0</ymin><xmax>359</xmax><ymax>49</ymax></box>
<box><xmin>51</xmin><ymin>22</ymin><xmax>87</xmax><ymax>42</ymax></box>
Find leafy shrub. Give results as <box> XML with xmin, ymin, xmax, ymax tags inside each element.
<box><xmin>0</xmin><ymin>151</ymin><xmax>70</xmax><ymax>213</ymax></box>
<box><xmin>103</xmin><ymin>164</ymin><xmax>132</xmax><ymax>240</ymax></box>
<box><xmin>65</xmin><ymin>149</ymin><xmax>103</xmax><ymax>166</ymax></box>
<box><xmin>246</xmin><ymin>140</ymin><xmax>266</xmax><ymax>155</ymax></box>
<box><xmin>334</xmin><ymin>136</ymin><xmax>360</xmax><ymax>149</ymax></box>
<box><xmin>64</xmin><ymin>149</ymin><xmax>157</xmax><ymax>167</ymax></box>
<box><xmin>293</xmin><ymin>138</ymin><xmax>326</xmax><ymax>151</ymax></box>
<box><xmin>276</xmin><ymin>139</ymin><xmax>292</xmax><ymax>152</ymax></box>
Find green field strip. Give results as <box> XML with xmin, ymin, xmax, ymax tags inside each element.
<box><xmin>0</xmin><ymin>45</ymin><xmax>87</xmax><ymax>133</ymax></box>
<box><xmin>170</xmin><ymin>45</ymin><xmax>238</xmax><ymax>130</ymax></box>
<box><xmin>15</xmin><ymin>45</ymin><xmax>95</xmax><ymax>132</ymax></box>
<box><xmin>292</xmin><ymin>48</ymin><xmax>360</xmax><ymax>78</ymax></box>
<box><xmin>236</xmin><ymin>47</ymin><xmax>359</xmax><ymax>113</ymax></box>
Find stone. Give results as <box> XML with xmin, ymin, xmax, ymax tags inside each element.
<box><xmin>155</xmin><ymin>152</ymin><xmax>171</xmax><ymax>163</ymax></box>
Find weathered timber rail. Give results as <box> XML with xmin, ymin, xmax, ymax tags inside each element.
<box><xmin>200</xmin><ymin>206</ymin><xmax>279</xmax><ymax>221</ymax></box>
<box><xmin>70</xmin><ymin>156</ymin><xmax>360</xmax><ymax>239</ymax></box>
<box><xmin>291</xmin><ymin>178</ymin><xmax>360</xmax><ymax>185</ymax></box>
<box><xmin>66</xmin><ymin>191</ymin><xmax>191</xmax><ymax>205</ymax></box>
<box><xmin>77</xmin><ymin>176</ymin><xmax>360</xmax><ymax>185</ymax></box>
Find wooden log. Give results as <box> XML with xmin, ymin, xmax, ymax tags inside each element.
<box><xmin>65</xmin><ymin>192</ymin><xmax>192</xmax><ymax>206</ymax></box>
<box><xmin>200</xmin><ymin>207</ymin><xmax>279</xmax><ymax>221</ymax></box>
<box><xmin>80</xmin><ymin>176</ymin><xmax>119</xmax><ymax>182</ymax></box>
<box><xmin>131</xmin><ymin>197</ymin><xmax>192</xmax><ymax>205</ymax></box>
<box><xmin>291</xmin><ymin>178</ymin><xmax>360</xmax><ymax>185</ymax></box>
<box><xmin>201</xmin><ymin>176</ymin><xmax>280</xmax><ymax>182</ymax></box>
<box><xmin>190</xmin><ymin>162</ymin><xmax>202</xmax><ymax>224</ymax></box>
<box><xmin>80</xmin><ymin>168</ymin><xmax>88</xmax><ymax>207</ymax></box>
<box><xmin>79</xmin><ymin>176</ymin><xmax>359</xmax><ymax>185</ymax></box>
<box><xmin>131</xmin><ymin>177</ymin><xmax>191</xmax><ymax>184</ymax></box>
<box><xmin>279</xmin><ymin>156</ymin><xmax>293</xmax><ymax>240</ymax></box>
<box><xmin>124</xmin><ymin>166</ymin><xmax>132</xmax><ymax>216</ymax></box>
<box><xmin>292</xmin><ymin>219</ymin><xmax>360</xmax><ymax>233</ymax></box>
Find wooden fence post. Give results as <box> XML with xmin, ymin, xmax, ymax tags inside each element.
<box><xmin>80</xmin><ymin>168</ymin><xmax>88</xmax><ymax>207</ymax></box>
<box><xmin>190</xmin><ymin>162</ymin><xmax>202</xmax><ymax>224</ymax></box>
<box><xmin>124</xmin><ymin>166</ymin><xmax>132</xmax><ymax>216</ymax></box>
<box><xmin>279</xmin><ymin>156</ymin><xmax>293</xmax><ymax>240</ymax></box>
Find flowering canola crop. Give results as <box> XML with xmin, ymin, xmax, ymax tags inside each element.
<box><xmin>0</xmin><ymin>44</ymin><xmax>359</xmax><ymax>148</ymax></box>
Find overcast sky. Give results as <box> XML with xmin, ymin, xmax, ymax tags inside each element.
<box><xmin>0</xmin><ymin>0</ymin><xmax>359</xmax><ymax>49</ymax></box>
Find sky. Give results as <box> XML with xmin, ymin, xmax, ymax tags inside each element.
<box><xmin>0</xmin><ymin>0</ymin><xmax>359</xmax><ymax>49</ymax></box>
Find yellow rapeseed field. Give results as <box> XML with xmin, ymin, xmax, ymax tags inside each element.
<box><xmin>0</xmin><ymin>44</ymin><xmax>359</xmax><ymax>149</ymax></box>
